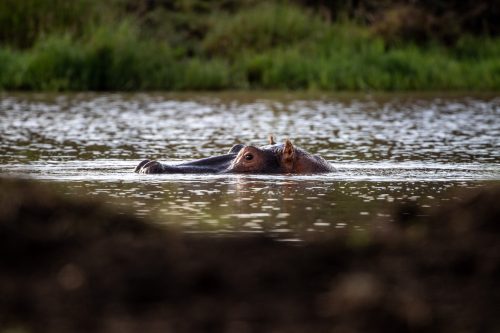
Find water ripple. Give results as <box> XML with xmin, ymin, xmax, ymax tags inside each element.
<box><xmin>1</xmin><ymin>92</ymin><xmax>499</xmax><ymax>239</ymax></box>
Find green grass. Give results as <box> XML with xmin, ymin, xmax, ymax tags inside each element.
<box><xmin>0</xmin><ymin>0</ymin><xmax>101</xmax><ymax>49</ymax></box>
<box><xmin>1</xmin><ymin>1</ymin><xmax>499</xmax><ymax>91</ymax></box>
<box><xmin>202</xmin><ymin>3</ymin><xmax>326</xmax><ymax>58</ymax></box>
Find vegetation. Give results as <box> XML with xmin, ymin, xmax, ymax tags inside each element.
<box><xmin>0</xmin><ymin>0</ymin><xmax>499</xmax><ymax>91</ymax></box>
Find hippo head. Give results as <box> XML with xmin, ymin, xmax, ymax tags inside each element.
<box><xmin>135</xmin><ymin>138</ymin><xmax>333</xmax><ymax>174</ymax></box>
<box><xmin>226</xmin><ymin>144</ymin><xmax>281</xmax><ymax>173</ymax></box>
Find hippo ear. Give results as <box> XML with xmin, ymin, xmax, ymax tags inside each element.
<box><xmin>268</xmin><ymin>134</ymin><xmax>276</xmax><ymax>145</ymax></box>
<box><xmin>281</xmin><ymin>139</ymin><xmax>295</xmax><ymax>173</ymax></box>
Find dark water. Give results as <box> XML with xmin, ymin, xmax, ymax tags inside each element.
<box><xmin>1</xmin><ymin>92</ymin><xmax>499</xmax><ymax>240</ymax></box>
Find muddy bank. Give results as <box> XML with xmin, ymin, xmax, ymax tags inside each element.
<box><xmin>1</xmin><ymin>178</ymin><xmax>499</xmax><ymax>333</ymax></box>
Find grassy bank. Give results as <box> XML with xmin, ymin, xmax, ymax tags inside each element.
<box><xmin>1</xmin><ymin>1</ymin><xmax>500</xmax><ymax>91</ymax></box>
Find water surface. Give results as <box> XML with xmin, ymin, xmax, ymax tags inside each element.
<box><xmin>1</xmin><ymin>92</ymin><xmax>499</xmax><ymax>240</ymax></box>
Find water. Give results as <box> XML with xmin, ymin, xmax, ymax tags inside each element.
<box><xmin>1</xmin><ymin>92</ymin><xmax>499</xmax><ymax>240</ymax></box>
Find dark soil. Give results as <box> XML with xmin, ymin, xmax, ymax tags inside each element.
<box><xmin>1</xmin><ymin>178</ymin><xmax>499</xmax><ymax>333</ymax></box>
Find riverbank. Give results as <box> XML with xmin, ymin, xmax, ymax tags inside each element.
<box><xmin>1</xmin><ymin>177</ymin><xmax>499</xmax><ymax>332</ymax></box>
<box><xmin>1</xmin><ymin>1</ymin><xmax>499</xmax><ymax>91</ymax></box>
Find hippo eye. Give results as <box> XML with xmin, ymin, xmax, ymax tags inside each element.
<box><xmin>244</xmin><ymin>153</ymin><xmax>253</xmax><ymax>161</ymax></box>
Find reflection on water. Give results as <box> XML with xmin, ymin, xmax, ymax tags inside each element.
<box><xmin>3</xmin><ymin>160</ymin><xmax>495</xmax><ymax>240</ymax></box>
<box><xmin>1</xmin><ymin>92</ymin><xmax>499</xmax><ymax>239</ymax></box>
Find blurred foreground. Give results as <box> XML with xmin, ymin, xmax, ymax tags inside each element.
<box><xmin>1</xmin><ymin>177</ymin><xmax>499</xmax><ymax>332</ymax></box>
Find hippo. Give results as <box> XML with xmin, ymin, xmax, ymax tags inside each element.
<box><xmin>135</xmin><ymin>137</ymin><xmax>333</xmax><ymax>174</ymax></box>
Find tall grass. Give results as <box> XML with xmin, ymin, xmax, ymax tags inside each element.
<box><xmin>0</xmin><ymin>0</ymin><xmax>102</xmax><ymax>49</ymax></box>
<box><xmin>0</xmin><ymin>48</ymin><xmax>21</xmax><ymax>89</ymax></box>
<box><xmin>2</xmin><ymin>23</ymin><xmax>178</xmax><ymax>91</ymax></box>
<box><xmin>202</xmin><ymin>3</ymin><xmax>326</xmax><ymax>58</ymax></box>
<box><xmin>82</xmin><ymin>23</ymin><xmax>177</xmax><ymax>91</ymax></box>
<box><xmin>234</xmin><ymin>25</ymin><xmax>500</xmax><ymax>91</ymax></box>
<box><xmin>0</xmin><ymin>2</ymin><xmax>499</xmax><ymax>91</ymax></box>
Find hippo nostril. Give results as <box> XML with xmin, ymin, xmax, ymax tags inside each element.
<box><xmin>140</xmin><ymin>161</ymin><xmax>164</xmax><ymax>174</ymax></box>
<box><xmin>134</xmin><ymin>159</ymin><xmax>150</xmax><ymax>173</ymax></box>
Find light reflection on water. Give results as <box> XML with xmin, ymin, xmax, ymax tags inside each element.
<box><xmin>1</xmin><ymin>92</ymin><xmax>499</xmax><ymax>240</ymax></box>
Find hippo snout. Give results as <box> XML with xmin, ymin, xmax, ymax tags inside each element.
<box><xmin>135</xmin><ymin>160</ymin><xmax>165</xmax><ymax>174</ymax></box>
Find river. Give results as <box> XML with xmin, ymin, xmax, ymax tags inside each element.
<box><xmin>1</xmin><ymin>92</ymin><xmax>499</xmax><ymax>240</ymax></box>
